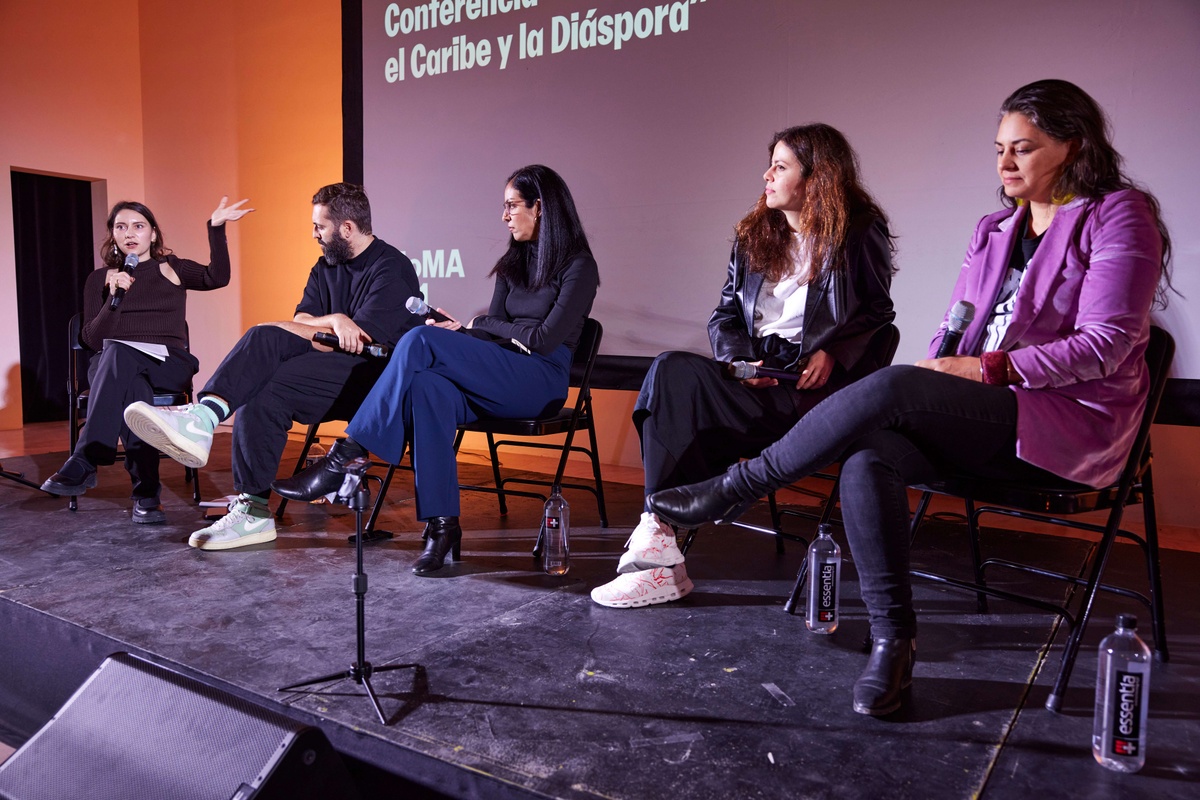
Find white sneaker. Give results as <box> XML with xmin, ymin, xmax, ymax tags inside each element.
<box><xmin>188</xmin><ymin>495</ymin><xmax>276</xmax><ymax>551</ymax></box>
<box><xmin>590</xmin><ymin>564</ymin><xmax>694</xmax><ymax>609</ymax></box>
<box><xmin>617</xmin><ymin>512</ymin><xmax>685</xmax><ymax>573</ymax></box>
<box><xmin>124</xmin><ymin>401</ymin><xmax>214</xmax><ymax>468</ymax></box>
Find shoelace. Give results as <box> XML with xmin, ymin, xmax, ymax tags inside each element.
<box><xmin>210</xmin><ymin>496</ymin><xmax>267</xmax><ymax>530</ymax></box>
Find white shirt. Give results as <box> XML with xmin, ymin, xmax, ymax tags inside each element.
<box><xmin>754</xmin><ymin>236</ymin><xmax>810</xmax><ymax>342</ymax></box>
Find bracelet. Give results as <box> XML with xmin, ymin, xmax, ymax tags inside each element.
<box><xmin>980</xmin><ymin>350</ymin><xmax>1019</xmax><ymax>385</ymax></box>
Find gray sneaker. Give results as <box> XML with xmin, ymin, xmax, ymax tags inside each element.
<box><xmin>124</xmin><ymin>402</ymin><xmax>214</xmax><ymax>468</ymax></box>
<box><xmin>188</xmin><ymin>495</ymin><xmax>276</xmax><ymax>550</ymax></box>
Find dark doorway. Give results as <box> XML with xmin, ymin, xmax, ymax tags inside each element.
<box><xmin>11</xmin><ymin>170</ymin><xmax>95</xmax><ymax>423</ymax></box>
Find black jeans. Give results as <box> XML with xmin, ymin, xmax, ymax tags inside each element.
<box><xmin>202</xmin><ymin>325</ymin><xmax>385</xmax><ymax>497</ymax></box>
<box><xmin>730</xmin><ymin>365</ymin><xmax>1071</xmax><ymax>639</ymax></box>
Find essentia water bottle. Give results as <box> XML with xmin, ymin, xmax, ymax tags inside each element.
<box><xmin>805</xmin><ymin>524</ymin><xmax>841</xmax><ymax>634</ymax></box>
<box><xmin>542</xmin><ymin>484</ymin><xmax>570</xmax><ymax>576</ymax></box>
<box><xmin>1093</xmin><ymin>613</ymin><xmax>1151</xmax><ymax>772</ymax></box>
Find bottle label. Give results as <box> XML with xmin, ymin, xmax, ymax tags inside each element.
<box><xmin>1106</xmin><ymin>666</ymin><xmax>1147</xmax><ymax>757</ymax></box>
<box><xmin>545</xmin><ymin>515</ymin><xmax>560</xmax><ymax>530</ymax></box>
<box><xmin>817</xmin><ymin>562</ymin><xmax>837</xmax><ymax>622</ymax></box>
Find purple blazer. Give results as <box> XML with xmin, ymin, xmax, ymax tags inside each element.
<box><xmin>929</xmin><ymin>189</ymin><xmax>1163</xmax><ymax>488</ymax></box>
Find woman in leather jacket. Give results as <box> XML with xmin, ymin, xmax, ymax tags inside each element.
<box><xmin>592</xmin><ymin>123</ymin><xmax>896</xmax><ymax>609</ymax></box>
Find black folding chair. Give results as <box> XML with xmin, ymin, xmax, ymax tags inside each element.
<box><xmin>67</xmin><ymin>313</ymin><xmax>201</xmax><ymax>510</ymax></box>
<box><xmin>455</xmin><ymin>318</ymin><xmax>608</xmax><ymax>553</ymax></box>
<box><xmin>908</xmin><ymin>326</ymin><xmax>1174</xmax><ymax>712</ymax></box>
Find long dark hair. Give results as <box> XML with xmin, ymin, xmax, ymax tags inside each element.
<box><xmin>999</xmin><ymin>79</ymin><xmax>1173</xmax><ymax>302</ymax></box>
<box><xmin>735</xmin><ymin>124</ymin><xmax>894</xmax><ymax>283</ymax></box>
<box><xmin>100</xmin><ymin>201</ymin><xmax>172</xmax><ymax>269</ymax></box>
<box><xmin>490</xmin><ymin>165</ymin><xmax>592</xmax><ymax>290</ymax></box>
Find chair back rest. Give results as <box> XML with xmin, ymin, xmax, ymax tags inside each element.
<box><xmin>568</xmin><ymin>318</ymin><xmax>603</xmax><ymax>392</ymax></box>
<box><xmin>847</xmin><ymin>322</ymin><xmax>901</xmax><ymax>381</ymax></box>
<box><xmin>1122</xmin><ymin>325</ymin><xmax>1175</xmax><ymax>486</ymax></box>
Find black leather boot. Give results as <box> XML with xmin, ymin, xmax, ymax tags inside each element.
<box><xmin>647</xmin><ymin>471</ymin><xmax>757</xmax><ymax>529</ymax></box>
<box><xmin>853</xmin><ymin>638</ymin><xmax>916</xmax><ymax>716</ymax></box>
<box><xmin>412</xmin><ymin>516</ymin><xmax>463</xmax><ymax>575</ymax></box>
<box><xmin>271</xmin><ymin>438</ymin><xmax>368</xmax><ymax>501</ymax></box>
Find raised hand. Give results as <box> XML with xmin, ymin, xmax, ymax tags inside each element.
<box><xmin>210</xmin><ymin>196</ymin><xmax>255</xmax><ymax>226</ymax></box>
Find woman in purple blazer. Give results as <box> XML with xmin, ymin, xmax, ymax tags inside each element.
<box><xmin>644</xmin><ymin>80</ymin><xmax>1174</xmax><ymax>716</ymax></box>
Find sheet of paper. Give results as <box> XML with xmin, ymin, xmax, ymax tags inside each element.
<box><xmin>104</xmin><ymin>339</ymin><xmax>169</xmax><ymax>361</ymax></box>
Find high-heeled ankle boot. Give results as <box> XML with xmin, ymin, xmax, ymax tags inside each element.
<box><xmin>412</xmin><ymin>516</ymin><xmax>463</xmax><ymax>575</ymax></box>
<box><xmin>647</xmin><ymin>471</ymin><xmax>757</xmax><ymax>529</ymax></box>
<box><xmin>271</xmin><ymin>438</ymin><xmax>368</xmax><ymax>501</ymax></box>
<box><xmin>853</xmin><ymin>638</ymin><xmax>916</xmax><ymax>716</ymax></box>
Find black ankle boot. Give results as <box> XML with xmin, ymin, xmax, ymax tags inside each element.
<box><xmin>412</xmin><ymin>516</ymin><xmax>463</xmax><ymax>575</ymax></box>
<box><xmin>853</xmin><ymin>638</ymin><xmax>916</xmax><ymax>716</ymax></box>
<box><xmin>647</xmin><ymin>471</ymin><xmax>757</xmax><ymax>529</ymax></box>
<box><xmin>271</xmin><ymin>438</ymin><xmax>368</xmax><ymax>501</ymax></box>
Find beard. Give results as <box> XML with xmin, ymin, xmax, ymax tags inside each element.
<box><xmin>321</xmin><ymin>231</ymin><xmax>353</xmax><ymax>265</ymax></box>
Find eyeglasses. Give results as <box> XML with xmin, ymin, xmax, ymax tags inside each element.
<box><xmin>502</xmin><ymin>200</ymin><xmax>531</xmax><ymax>215</ymax></box>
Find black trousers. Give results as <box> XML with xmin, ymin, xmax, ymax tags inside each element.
<box><xmin>728</xmin><ymin>365</ymin><xmax>1074</xmax><ymax>639</ymax></box>
<box><xmin>633</xmin><ymin>351</ymin><xmax>839</xmax><ymax>499</ymax></box>
<box><xmin>77</xmin><ymin>343</ymin><xmax>197</xmax><ymax>499</ymax></box>
<box><xmin>202</xmin><ymin>325</ymin><xmax>385</xmax><ymax>497</ymax></box>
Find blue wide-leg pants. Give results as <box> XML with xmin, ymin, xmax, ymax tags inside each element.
<box><xmin>346</xmin><ymin>326</ymin><xmax>571</xmax><ymax>520</ymax></box>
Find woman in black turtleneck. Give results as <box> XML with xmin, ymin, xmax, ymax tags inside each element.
<box><xmin>273</xmin><ymin>165</ymin><xmax>599</xmax><ymax>574</ymax></box>
<box><xmin>41</xmin><ymin>197</ymin><xmax>251</xmax><ymax>523</ymax></box>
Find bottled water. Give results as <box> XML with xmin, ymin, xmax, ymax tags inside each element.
<box><xmin>806</xmin><ymin>524</ymin><xmax>841</xmax><ymax>634</ymax></box>
<box><xmin>1093</xmin><ymin>613</ymin><xmax>1151</xmax><ymax>772</ymax></box>
<box><xmin>542</xmin><ymin>485</ymin><xmax>570</xmax><ymax>576</ymax></box>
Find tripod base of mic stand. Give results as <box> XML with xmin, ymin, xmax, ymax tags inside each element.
<box><xmin>0</xmin><ymin>464</ymin><xmax>45</xmax><ymax>491</ymax></box>
<box><xmin>346</xmin><ymin>528</ymin><xmax>393</xmax><ymax>545</ymax></box>
<box><xmin>280</xmin><ymin>661</ymin><xmax>412</xmax><ymax>725</ymax></box>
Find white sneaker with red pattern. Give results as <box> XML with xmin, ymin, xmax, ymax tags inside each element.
<box><xmin>617</xmin><ymin>512</ymin><xmax>685</xmax><ymax>574</ymax></box>
<box><xmin>590</xmin><ymin>564</ymin><xmax>694</xmax><ymax>608</ymax></box>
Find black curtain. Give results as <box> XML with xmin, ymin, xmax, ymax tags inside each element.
<box><xmin>11</xmin><ymin>170</ymin><xmax>94</xmax><ymax>423</ymax></box>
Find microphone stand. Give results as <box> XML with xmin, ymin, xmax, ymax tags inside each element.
<box><xmin>0</xmin><ymin>463</ymin><xmax>44</xmax><ymax>491</ymax></box>
<box><xmin>278</xmin><ymin>458</ymin><xmax>409</xmax><ymax>725</ymax></box>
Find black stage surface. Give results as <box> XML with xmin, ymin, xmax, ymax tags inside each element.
<box><xmin>1</xmin><ymin>435</ymin><xmax>1197</xmax><ymax>799</ymax></box>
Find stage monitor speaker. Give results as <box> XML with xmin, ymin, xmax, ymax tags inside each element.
<box><xmin>0</xmin><ymin>652</ymin><xmax>358</xmax><ymax>800</ymax></box>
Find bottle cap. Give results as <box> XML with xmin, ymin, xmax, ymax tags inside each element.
<box><xmin>1116</xmin><ymin>613</ymin><xmax>1138</xmax><ymax>630</ymax></box>
<box><xmin>817</xmin><ymin>523</ymin><xmax>833</xmax><ymax>536</ymax></box>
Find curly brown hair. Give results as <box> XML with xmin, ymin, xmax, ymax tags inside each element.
<box><xmin>735</xmin><ymin>124</ymin><xmax>892</xmax><ymax>283</ymax></box>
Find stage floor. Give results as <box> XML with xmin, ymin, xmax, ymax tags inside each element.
<box><xmin>1</xmin><ymin>436</ymin><xmax>1197</xmax><ymax>799</ymax></box>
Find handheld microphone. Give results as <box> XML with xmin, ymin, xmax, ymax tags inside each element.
<box><xmin>935</xmin><ymin>300</ymin><xmax>976</xmax><ymax>358</ymax></box>
<box><xmin>726</xmin><ymin>361</ymin><xmax>803</xmax><ymax>383</ymax></box>
<box><xmin>405</xmin><ymin>296</ymin><xmax>451</xmax><ymax>323</ymax></box>
<box><xmin>110</xmin><ymin>252</ymin><xmax>139</xmax><ymax>309</ymax></box>
<box><xmin>312</xmin><ymin>331</ymin><xmax>390</xmax><ymax>358</ymax></box>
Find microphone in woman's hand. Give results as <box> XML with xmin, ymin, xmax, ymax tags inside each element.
<box><xmin>110</xmin><ymin>252</ymin><xmax>139</xmax><ymax>309</ymax></box>
<box><xmin>405</xmin><ymin>296</ymin><xmax>451</xmax><ymax>323</ymax></box>
<box><xmin>935</xmin><ymin>301</ymin><xmax>976</xmax><ymax>358</ymax></box>
<box><xmin>726</xmin><ymin>361</ymin><xmax>802</xmax><ymax>382</ymax></box>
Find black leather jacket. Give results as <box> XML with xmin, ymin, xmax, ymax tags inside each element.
<box><xmin>707</xmin><ymin>215</ymin><xmax>895</xmax><ymax>377</ymax></box>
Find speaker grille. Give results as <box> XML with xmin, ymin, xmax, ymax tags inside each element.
<box><xmin>0</xmin><ymin>654</ymin><xmax>309</xmax><ymax>800</ymax></box>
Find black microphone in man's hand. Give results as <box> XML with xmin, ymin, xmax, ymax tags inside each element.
<box><xmin>312</xmin><ymin>331</ymin><xmax>390</xmax><ymax>358</ymax></box>
<box><xmin>726</xmin><ymin>361</ymin><xmax>803</xmax><ymax>382</ymax></box>
<box><xmin>405</xmin><ymin>296</ymin><xmax>451</xmax><ymax>323</ymax></box>
<box><xmin>935</xmin><ymin>300</ymin><xmax>976</xmax><ymax>358</ymax></box>
<box><xmin>110</xmin><ymin>252</ymin><xmax>139</xmax><ymax>309</ymax></box>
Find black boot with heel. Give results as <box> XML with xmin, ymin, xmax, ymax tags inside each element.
<box><xmin>412</xmin><ymin>516</ymin><xmax>462</xmax><ymax>575</ymax></box>
<box><xmin>853</xmin><ymin>638</ymin><xmax>916</xmax><ymax>716</ymax></box>
<box><xmin>272</xmin><ymin>438</ymin><xmax>369</xmax><ymax>500</ymax></box>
